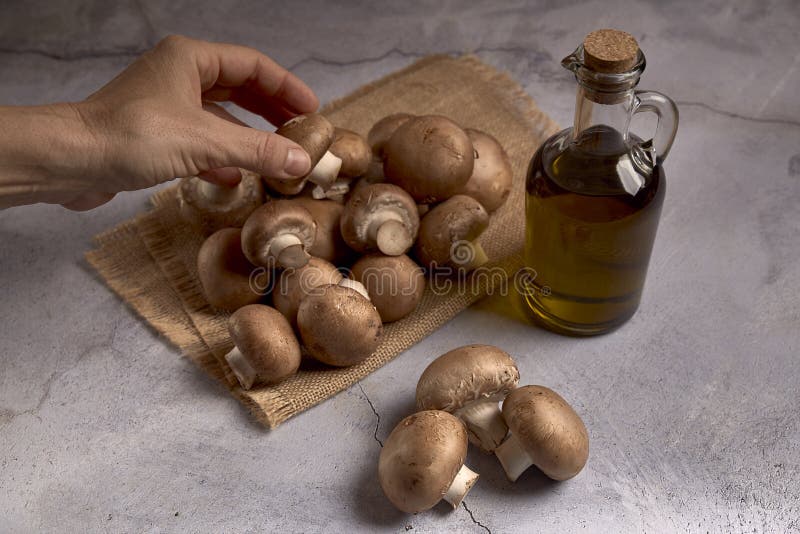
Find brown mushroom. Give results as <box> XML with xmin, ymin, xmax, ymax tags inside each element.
<box><xmin>272</xmin><ymin>113</ymin><xmax>342</xmax><ymax>191</ymax></box>
<box><xmin>350</xmin><ymin>254</ymin><xmax>424</xmax><ymax>322</ymax></box>
<box><xmin>177</xmin><ymin>169</ymin><xmax>264</xmax><ymax>234</ymax></box>
<box><xmin>416</xmin><ymin>345</ymin><xmax>520</xmax><ymax>452</ymax></box>
<box><xmin>384</xmin><ymin>115</ymin><xmax>474</xmax><ymax>203</ymax></box>
<box><xmin>272</xmin><ymin>257</ymin><xmax>343</xmax><ymax>328</ymax></box>
<box><xmin>495</xmin><ymin>385</ymin><xmax>590</xmax><ymax>481</ymax></box>
<box><xmin>241</xmin><ymin>199</ymin><xmax>316</xmax><ymax>269</ymax></box>
<box><xmin>224</xmin><ymin>304</ymin><xmax>302</xmax><ymax>390</ymax></box>
<box><xmin>379</xmin><ymin>410</ymin><xmax>479</xmax><ymax>513</ymax></box>
<box><xmin>457</xmin><ymin>129</ymin><xmax>513</xmax><ymax>213</ymax></box>
<box><xmin>340</xmin><ymin>183</ymin><xmax>419</xmax><ymax>257</ymax></box>
<box><xmin>296</xmin><ymin>280</ymin><xmax>382</xmax><ymax>367</ymax></box>
<box><xmin>367</xmin><ymin>113</ymin><xmax>413</xmax><ymax>157</ymax></box>
<box><xmin>414</xmin><ymin>195</ymin><xmax>490</xmax><ymax>272</ymax></box>
<box><xmin>329</xmin><ymin>128</ymin><xmax>371</xmax><ymax>178</ymax></box>
<box><xmin>196</xmin><ymin>228</ymin><xmax>264</xmax><ymax>311</ymax></box>
<box><xmin>289</xmin><ymin>197</ymin><xmax>352</xmax><ymax>265</ymax></box>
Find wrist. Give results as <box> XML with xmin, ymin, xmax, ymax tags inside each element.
<box><xmin>0</xmin><ymin>102</ymin><xmax>104</xmax><ymax>208</ymax></box>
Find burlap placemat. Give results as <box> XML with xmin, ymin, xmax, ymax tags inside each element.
<box><xmin>86</xmin><ymin>54</ymin><xmax>560</xmax><ymax>428</ymax></box>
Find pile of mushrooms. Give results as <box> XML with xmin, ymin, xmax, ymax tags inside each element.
<box><xmin>180</xmin><ymin>111</ymin><xmax>513</xmax><ymax>391</ymax></box>
<box><xmin>378</xmin><ymin>343</ymin><xmax>589</xmax><ymax>514</ymax></box>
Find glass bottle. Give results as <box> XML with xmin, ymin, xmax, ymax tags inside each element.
<box><xmin>522</xmin><ymin>29</ymin><xmax>678</xmax><ymax>336</ymax></box>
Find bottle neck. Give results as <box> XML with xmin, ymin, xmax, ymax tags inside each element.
<box><xmin>572</xmin><ymin>86</ymin><xmax>634</xmax><ymax>149</ymax></box>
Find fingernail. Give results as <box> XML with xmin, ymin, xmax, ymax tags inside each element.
<box><xmin>284</xmin><ymin>148</ymin><xmax>311</xmax><ymax>177</ymax></box>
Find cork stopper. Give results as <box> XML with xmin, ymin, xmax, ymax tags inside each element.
<box><xmin>583</xmin><ymin>29</ymin><xmax>639</xmax><ymax>73</ymax></box>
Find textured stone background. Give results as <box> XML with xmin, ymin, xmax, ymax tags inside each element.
<box><xmin>1</xmin><ymin>1</ymin><xmax>799</xmax><ymax>532</ymax></box>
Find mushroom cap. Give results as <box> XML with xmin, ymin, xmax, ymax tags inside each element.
<box><xmin>351</xmin><ymin>254</ymin><xmax>424</xmax><ymax>323</ymax></box>
<box><xmin>384</xmin><ymin>115</ymin><xmax>474</xmax><ymax>203</ymax></box>
<box><xmin>227</xmin><ymin>304</ymin><xmax>302</xmax><ymax>384</ymax></box>
<box><xmin>197</xmin><ymin>228</ymin><xmax>264</xmax><ymax>311</ymax></box>
<box><xmin>367</xmin><ymin>113</ymin><xmax>414</xmax><ymax>156</ymax></box>
<box><xmin>178</xmin><ymin>169</ymin><xmax>264</xmax><ymax>234</ymax></box>
<box><xmin>340</xmin><ymin>183</ymin><xmax>419</xmax><ymax>255</ymax></box>
<box><xmin>379</xmin><ymin>410</ymin><xmax>469</xmax><ymax>513</ymax></box>
<box><xmin>272</xmin><ymin>257</ymin><xmax>343</xmax><ymax>328</ymax></box>
<box><xmin>502</xmin><ymin>385</ymin><xmax>590</xmax><ymax>481</ymax></box>
<box><xmin>276</xmin><ymin>113</ymin><xmax>336</xmax><ymax>170</ymax></box>
<box><xmin>241</xmin><ymin>199</ymin><xmax>316</xmax><ymax>268</ymax></box>
<box><xmin>458</xmin><ymin>129</ymin><xmax>513</xmax><ymax>213</ymax></box>
<box><xmin>414</xmin><ymin>195</ymin><xmax>490</xmax><ymax>268</ymax></box>
<box><xmin>297</xmin><ymin>284</ymin><xmax>382</xmax><ymax>366</ymax></box>
<box><xmin>416</xmin><ymin>345</ymin><xmax>519</xmax><ymax>412</ymax></box>
<box><xmin>290</xmin><ymin>197</ymin><xmax>352</xmax><ymax>265</ymax></box>
<box><xmin>329</xmin><ymin>128</ymin><xmax>371</xmax><ymax>178</ymax></box>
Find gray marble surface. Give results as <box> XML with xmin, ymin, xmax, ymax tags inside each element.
<box><xmin>1</xmin><ymin>1</ymin><xmax>799</xmax><ymax>532</ymax></box>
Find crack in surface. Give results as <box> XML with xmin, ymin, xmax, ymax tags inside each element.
<box><xmin>462</xmin><ymin>501</ymin><xmax>491</xmax><ymax>533</ymax></box>
<box><xmin>676</xmin><ymin>100</ymin><xmax>800</xmax><ymax>129</ymax></box>
<box><xmin>357</xmin><ymin>383</ymin><xmax>383</xmax><ymax>447</ymax></box>
<box><xmin>0</xmin><ymin>45</ymin><xmax>150</xmax><ymax>61</ymax></box>
<box><xmin>0</xmin><ymin>369</ymin><xmax>57</xmax><ymax>423</ymax></box>
<box><xmin>287</xmin><ymin>45</ymin><xmax>540</xmax><ymax>72</ymax></box>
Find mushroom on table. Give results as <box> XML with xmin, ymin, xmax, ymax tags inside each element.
<box><xmin>196</xmin><ymin>228</ymin><xmax>263</xmax><ymax>311</ymax></box>
<box><xmin>494</xmin><ymin>385</ymin><xmax>590</xmax><ymax>481</ymax></box>
<box><xmin>384</xmin><ymin>115</ymin><xmax>474</xmax><ymax>203</ymax></box>
<box><xmin>379</xmin><ymin>410</ymin><xmax>479</xmax><ymax>513</ymax></box>
<box><xmin>457</xmin><ymin>129</ymin><xmax>513</xmax><ymax>213</ymax></box>
<box><xmin>288</xmin><ymin>197</ymin><xmax>351</xmax><ymax>265</ymax></box>
<box><xmin>224</xmin><ymin>304</ymin><xmax>302</xmax><ymax>390</ymax></box>
<box><xmin>414</xmin><ymin>194</ymin><xmax>490</xmax><ymax>272</ymax></box>
<box><xmin>416</xmin><ymin>344</ymin><xmax>520</xmax><ymax>452</ymax></box>
<box><xmin>350</xmin><ymin>253</ymin><xmax>424</xmax><ymax>323</ymax></box>
<box><xmin>241</xmin><ymin>199</ymin><xmax>317</xmax><ymax>269</ymax></box>
<box><xmin>296</xmin><ymin>279</ymin><xmax>382</xmax><ymax>367</ymax></box>
<box><xmin>177</xmin><ymin>169</ymin><xmax>264</xmax><ymax>234</ymax></box>
<box><xmin>367</xmin><ymin>113</ymin><xmax>414</xmax><ymax>157</ymax></box>
<box><xmin>340</xmin><ymin>183</ymin><xmax>419</xmax><ymax>257</ymax></box>
<box><xmin>272</xmin><ymin>256</ymin><xmax>343</xmax><ymax>329</ymax></box>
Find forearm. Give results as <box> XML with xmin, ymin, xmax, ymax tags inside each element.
<box><xmin>0</xmin><ymin>103</ymin><xmax>101</xmax><ymax>208</ymax></box>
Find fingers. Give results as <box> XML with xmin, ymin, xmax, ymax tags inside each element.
<box><xmin>198</xmin><ymin>167</ymin><xmax>242</xmax><ymax>186</ymax></box>
<box><xmin>187</xmin><ymin>37</ymin><xmax>319</xmax><ymax>115</ymax></box>
<box><xmin>62</xmin><ymin>191</ymin><xmax>116</xmax><ymax>211</ymax></box>
<box><xmin>199</xmin><ymin>114</ymin><xmax>311</xmax><ymax>180</ymax></box>
<box><xmin>203</xmin><ymin>87</ymin><xmax>296</xmax><ymax>127</ymax></box>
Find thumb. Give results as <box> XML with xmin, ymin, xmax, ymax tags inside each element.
<box><xmin>199</xmin><ymin>115</ymin><xmax>311</xmax><ymax>180</ymax></box>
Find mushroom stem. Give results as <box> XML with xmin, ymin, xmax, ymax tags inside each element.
<box><xmin>442</xmin><ymin>464</ymin><xmax>479</xmax><ymax>509</ymax></box>
<box><xmin>455</xmin><ymin>398</ymin><xmax>509</xmax><ymax>453</ymax></box>
<box><xmin>225</xmin><ymin>346</ymin><xmax>258</xmax><ymax>390</ymax></box>
<box><xmin>198</xmin><ymin>179</ymin><xmax>241</xmax><ymax>203</ymax></box>
<box><xmin>308</xmin><ymin>150</ymin><xmax>343</xmax><ymax>189</ymax></box>
<box><xmin>452</xmin><ymin>240</ymin><xmax>489</xmax><ymax>271</ymax></box>
<box><xmin>312</xmin><ymin>178</ymin><xmax>350</xmax><ymax>201</ymax></box>
<box><xmin>494</xmin><ymin>433</ymin><xmax>534</xmax><ymax>482</ymax></box>
<box><xmin>338</xmin><ymin>278</ymin><xmax>370</xmax><ymax>300</ymax></box>
<box><xmin>367</xmin><ymin>212</ymin><xmax>412</xmax><ymax>256</ymax></box>
<box><xmin>270</xmin><ymin>234</ymin><xmax>309</xmax><ymax>269</ymax></box>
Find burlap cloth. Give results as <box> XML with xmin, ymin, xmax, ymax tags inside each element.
<box><xmin>86</xmin><ymin>55</ymin><xmax>559</xmax><ymax>428</ymax></box>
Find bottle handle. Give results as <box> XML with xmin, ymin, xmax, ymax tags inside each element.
<box><xmin>632</xmin><ymin>90</ymin><xmax>679</xmax><ymax>161</ymax></box>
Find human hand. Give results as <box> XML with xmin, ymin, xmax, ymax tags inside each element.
<box><xmin>0</xmin><ymin>35</ymin><xmax>318</xmax><ymax>210</ymax></box>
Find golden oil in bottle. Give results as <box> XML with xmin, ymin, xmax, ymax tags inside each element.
<box><xmin>521</xmin><ymin>30</ymin><xmax>677</xmax><ymax>335</ymax></box>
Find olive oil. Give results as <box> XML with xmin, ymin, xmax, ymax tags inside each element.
<box><xmin>522</xmin><ymin>29</ymin><xmax>678</xmax><ymax>336</ymax></box>
<box><xmin>523</xmin><ymin>126</ymin><xmax>665</xmax><ymax>335</ymax></box>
